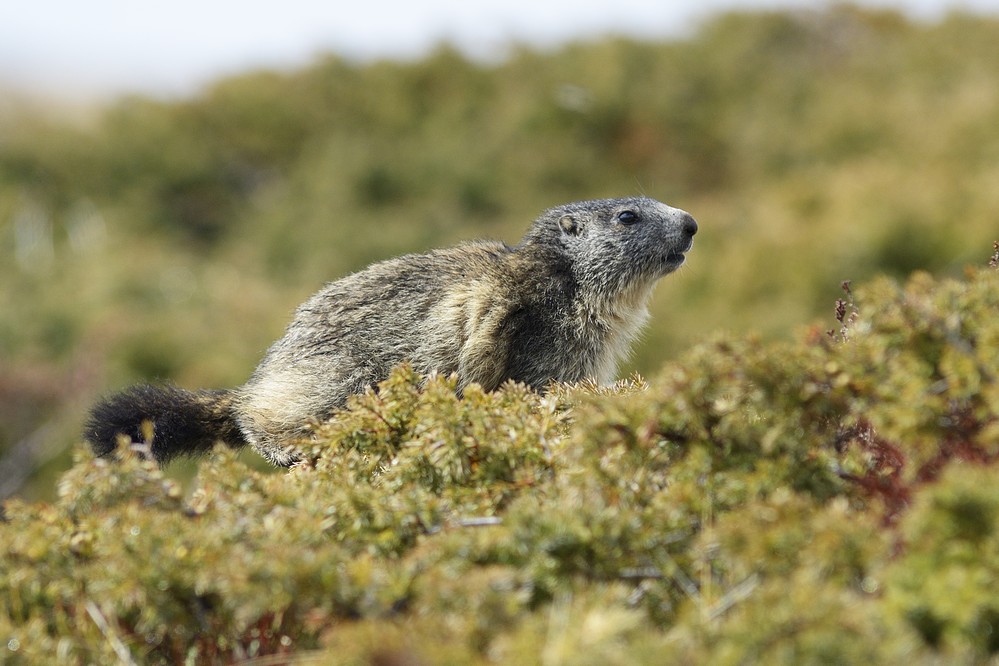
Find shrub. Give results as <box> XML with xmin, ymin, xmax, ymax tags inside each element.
<box><xmin>3</xmin><ymin>264</ymin><xmax>999</xmax><ymax>663</ymax></box>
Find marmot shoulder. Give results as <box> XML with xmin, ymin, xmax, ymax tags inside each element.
<box><xmin>85</xmin><ymin>196</ymin><xmax>697</xmax><ymax>466</ymax></box>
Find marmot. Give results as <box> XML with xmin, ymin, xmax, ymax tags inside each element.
<box><xmin>86</xmin><ymin>196</ymin><xmax>697</xmax><ymax>466</ymax></box>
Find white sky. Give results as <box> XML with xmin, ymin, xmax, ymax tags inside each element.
<box><xmin>2</xmin><ymin>0</ymin><xmax>998</xmax><ymax>99</ymax></box>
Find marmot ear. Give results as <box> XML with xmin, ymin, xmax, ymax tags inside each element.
<box><xmin>558</xmin><ymin>214</ymin><xmax>580</xmax><ymax>236</ymax></box>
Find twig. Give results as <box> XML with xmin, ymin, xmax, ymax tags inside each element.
<box><xmin>708</xmin><ymin>574</ymin><xmax>760</xmax><ymax>621</ymax></box>
<box><xmin>85</xmin><ymin>600</ymin><xmax>137</xmax><ymax>666</ymax></box>
<box><xmin>455</xmin><ymin>516</ymin><xmax>503</xmax><ymax>528</ymax></box>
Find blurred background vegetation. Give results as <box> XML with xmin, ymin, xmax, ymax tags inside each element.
<box><xmin>2</xmin><ymin>4</ymin><xmax>998</xmax><ymax>499</ymax></box>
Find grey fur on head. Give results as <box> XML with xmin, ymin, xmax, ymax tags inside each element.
<box><xmin>85</xmin><ymin>196</ymin><xmax>697</xmax><ymax>466</ymax></box>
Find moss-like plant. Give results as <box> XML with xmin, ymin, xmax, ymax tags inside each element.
<box><xmin>3</xmin><ymin>263</ymin><xmax>999</xmax><ymax>663</ymax></box>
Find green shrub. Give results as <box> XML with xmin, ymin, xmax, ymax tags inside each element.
<box><xmin>3</xmin><ymin>264</ymin><xmax>998</xmax><ymax>663</ymax></box>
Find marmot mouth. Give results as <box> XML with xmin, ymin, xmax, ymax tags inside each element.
<box><xmin>664</xmin><ymin>238</ymin><xmax>694</xmax><ymax>267</ymax></box>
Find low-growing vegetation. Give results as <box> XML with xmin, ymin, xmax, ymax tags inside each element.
<box><xmin>3</xmin><ymin>262</ymin><xmax>997</xmax><ymax>663</ymax></box>
<box><xmin>4</xmin><ymin>4</ymin><xmax>999</xmax><ymax>662</ymax></box>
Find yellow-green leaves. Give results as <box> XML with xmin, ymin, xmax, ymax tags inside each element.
<box><xmin>3</xmin><ymin>266</ymin><xmax>999</xmax><ymax>663</ymax></box>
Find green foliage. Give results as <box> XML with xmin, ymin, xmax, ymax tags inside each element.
<box><xmin>3</xmin><ymin>265</ymin><xmax>999</xmax><ymax>663</ymax></box>
<box><xmin>4</xmin><ymin>5</ymin><xmax>999</xmax><ymax>660</ymax></box>
<box><xmin>885</xmin><ymin>464</ymin><xmax>999</xmax><ymax>658</ymax></box>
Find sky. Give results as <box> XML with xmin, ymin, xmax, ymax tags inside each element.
<box><xmin>2</xmin><ymin>0</ymin><xmax>998</xmax><ymax>99</ymax></box>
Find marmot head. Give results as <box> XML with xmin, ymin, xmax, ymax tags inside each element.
<box><xmin>525</xmin><ymin>196</ymin><xmax>697</xmax><ymax>298</ymax></box>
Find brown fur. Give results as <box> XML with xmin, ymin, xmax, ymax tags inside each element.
<box><xmin>85</xmin><ymin>197</ymin><xmax>697</xmax><ymax>465</ymax></box>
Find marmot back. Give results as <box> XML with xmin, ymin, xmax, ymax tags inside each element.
<box><xmin>85</xmin><ymin>196</ymin><xmax>697</xmax><ymax>466</ymax></box>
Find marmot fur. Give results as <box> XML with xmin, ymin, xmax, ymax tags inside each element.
<box><xmin>85</xmin><ymin>196</ymin><xmax>697</xmax><ymax>465</ymax></box>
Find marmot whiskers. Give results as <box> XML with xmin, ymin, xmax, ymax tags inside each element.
<box><xmin>86</xmin><ymin>197</ymin><xmax>697</xmax><ymax>465</ymax></box>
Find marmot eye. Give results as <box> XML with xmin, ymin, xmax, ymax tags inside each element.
<box><xmin>617</xmin><ymin>210</ymin><xmax>639</xmax><ymax>225</ymax></box>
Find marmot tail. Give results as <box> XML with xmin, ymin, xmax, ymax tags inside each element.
<box><xmin>84</xmin><ymin>385</ymin><xmax>247</xmax><ymax>463</ymax></box>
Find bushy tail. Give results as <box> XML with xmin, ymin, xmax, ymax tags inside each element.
<box><xmin>84</xmin><ymin>385</ymin><xmax>247</xmax><ymax>464</ymax></box>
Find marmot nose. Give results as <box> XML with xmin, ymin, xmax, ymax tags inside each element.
<box><xmin>680</xmin><ymin>213</ymin><xmax>698</xmax><ymax>237</ymax></box>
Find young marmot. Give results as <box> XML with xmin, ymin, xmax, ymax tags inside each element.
<box><xmin>86</xmin><ymin>196</ymin><xmax>697</xmax><ymax>465</ymax></box>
